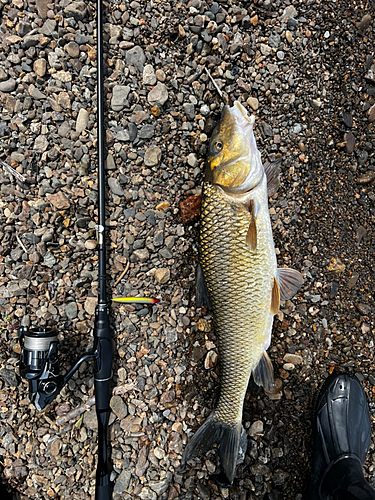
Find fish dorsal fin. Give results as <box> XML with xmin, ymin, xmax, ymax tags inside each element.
<box><xmin>196</xmin><ymin>262</ymin><xmax>212</xmax><ymax>309</ymax></box>
<box><xmin>264</xmin><ymin>159</ymin><xmax>281</xmax><ymax>197</ymax></box>
<box><xmin>246</xmin><ymin>199</ymin><xmax>257</xmax><ymax>250</ymax></box>
<box><xmin>253</xmin><ymin>351</ymin><xmax>275</xmax><ymax>392</ymax></box>
<box><xmin>271</xmin><ymin>277</ymin><xmax>280</xmax><ymax>315</ymax></box>
<box><xmin>276</xmin><ymin>268</ymin><xmax>304</xmax><ymax>300</ymax></box>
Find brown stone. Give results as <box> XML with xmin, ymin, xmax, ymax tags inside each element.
<box><xmin>65</xmin><ymin>42</ymin><xmax>80</xmax><ymax>58</ymax></box>
<box><xmin>48</xmin><ymin>192</ymin><xmax>70</xmax><ymax>209</ymax></box>
<box><xmin>344</xmin><ymin>131</ymin><xmax>356</xmax><ymax>153</ymax></box>
<box><xmin>179</xmin><ymin>194</ymin><xmax>201</xmax><ymax>224</ymax></box>
<box><xmin>34</xmin><ymin>59</ymin><xmax>47</xmax><ymax>77</ymax></box>
<box><xmin>368</xmin><ymin>104</ymin><xmax>375</xmax><ymax>122</ymax></box>
<box><xmin>36</xmin><ymin>0</ymin><xmax>50</xmax><ymax>18</ymax></box>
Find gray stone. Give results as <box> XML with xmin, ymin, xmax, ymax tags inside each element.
<box><xmin>23</xmin><ymin>35</ymin><xmax>42</xmax><ymax>48</ymax></box>
<box><xmin>268</xmin><ymin>33</ymin><xmax>281</xmax><ymax>48</ymax></box>
<box><xmin>110</xmin><ymin>395</ymin><xmax>128</xmax><ymax>419</ymax></box>
<box><xmin>106</xmin><ymin>154</ymin><xmax>116</xmax><ymax>170</ymax></box>
<box><xmin>144</xmin><ymin>146</ymin><xmax>161</xmax><ymax>166</ymax></box>
<box><xmin>139</xmin><ymin>124</ymin><xmax>154</xmax><ymax>139</ymax></box>
<box><xmin>139</xmin><ymin>487</ymin><xmax>157</xmax><ymax>500</ymax></box>
<box><xmin>281</xmin><ymin>5</ymin><xmax>298</xmax><ymax>22</ymax></box>
<box><xmin>22</xmin><ymin>233</ymin><xmax>40</xmax><ymax>244</ymax></box>
<box><xmin>75</xmin><ymin>34</ymin><xmax>88</xmax><ymax>44</ymax></box>
<box><xmin>36</xmin><ymin>0</ymin><xmax>49</xmax><ymax>18</ymax></box>
<box><xmin>58</xmin><ymin>121</ymin><xmax>71</xmax><ymax>137</ymax></box>
<box><xmin>111</xmin><ymin>86</ymin><xmax>130</xmax><ymax>111</ymax></box>
<box><xmin>125</xmin><ymin>46</ymin><xmax>146</xmax><ymax>73</ymax></box>
<box><xmin>44</xmin><ymin>251</ymin><xmax>57</xmax><ymax>268</ymax></box>
<box><xmin>0</xmin><ymin>79</ymin><xmax>16</xmax><ymax>92</ymax></box>
<box><xmin>187</xmin><ymin>153</ymin><xmax>197</xmax><ymax>166</ymax></box>
<box><xmin>165</xmin><ymin>328</ymin><xmax>178</xmax><ymax>344</ymax></box>
<box><xmin>143</xmin><ymin>64</ymin><xmax>157</xmax><ymax>85</ymax></box>
<box><xmin>183</xmin><ymin>103</ymin><xmax>195</xmax><ymax>120</ymax></box>
<box><xmin>292</xmin><ymin>123</ymin><xmax>302</xmax><ymax>134</ymax></box>
<box><xmin>65</xmin><ymin>302</ymin><xmax>78</xmax><ymax>319</ymax></box>
<box><xmin>108</xmin><ymin>177</ymin><xmax>124</xmax><ymax>196</ymax></box>
<box><xmin>34</xmin><ymin>135</ymin><xmax>49</xmax><ymax>152</ymax></box>
<box><xmin>0</xmin><ymin>369</ymin><xmax>19</xmax><ymax>387</ymax></box>
<box><xmin>114</xmin><ymin>127</ymin><xmax>130</xmax><ymax>142</ymax></box>
<box><xmin>18</xmin><ymin>21</ymin><xmax>32</xmax><ymax>37</ymax></box>
<box><xmin>128</xmin><ymin>123</ymin><xmax>138</xmax><ymax>142</ymax></box>
<box><xmin>114</xmin><ymin>470</ymin><xmax>131</xmax><ymax>494</ymax></box>
<box><xmin>133</xmin><ymin>249</ymin><xmax>150</xmax><ymax>262</ymax></box>
<box><xmin>76</xmin><ymin>108</ymin><xmax>89</xmax><ymax>133</ymax></box>
<box><xmin>83</xmin><ymin>409</ymin><xmax>97</xmax><ymax>430</ymax></box>
<box><xmin>39</xmin><ymin>19</ymin><xmax>57</xmax><ymax>36</ymax></box>
<box><xmin>30</xmin><ymin>86</ymin><xmax>46</xmax><ymax>99</ymax></box>
<box><xmin>153</xmin><ymin>230</ymin><xmax>164</xmax><ymax>247</ymax></box>
<box><xmin>149</xmin><ymin>476</ymin><xmax>171</xmax><ymax>496</ymax></box>
<box><xmin>147</xmin><ymin>83</ymin><xmax>168</xmax><ymax>105</ymax></box>
<box><xmin>123</xmin><ymin>317</ymin><xmax>136</xmax><ymax>334</ymax></box>
<box><xmin>64</xmin><ymin>1</ymin><xmax>87</xmax><ymax>21</ymax></box>
<box><xmin>267</xmin><ymin>63</ymin><xmax>278</xmax><ymax>75</ymax></box>
<box><xmin>159</xmin><ymin>247</ymin><xmax>173</xmax><ymax>259</ymax></box>
<box><xmin>260</xmin><ymin>43</ymin><xmax>272</xmax><ymax>56</ymax></box>
<box><xmin>11</xmin><ymin>248</ymin><xmax>23</xmax><ymax>261</ymax></box>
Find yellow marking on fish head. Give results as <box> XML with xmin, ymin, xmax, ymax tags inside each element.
<box><xmin>207</xmin><ymin>102</ymin><xmax>257</xmax><ymax>191</ymax></box>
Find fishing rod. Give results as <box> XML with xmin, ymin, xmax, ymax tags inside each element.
<box><xmin>18</xmin><ymin>0</ymin><xmax>158</xmax><ymax>498</ymax></box>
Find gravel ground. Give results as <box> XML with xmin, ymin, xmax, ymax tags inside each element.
<box><xmin>0</xmin><ymin>0</ymin><xmax>374</xmax><ymax>498</ymax></box>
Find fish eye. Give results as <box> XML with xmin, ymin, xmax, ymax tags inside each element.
<box><xmin>210</xmin><ymin>140</ymin><xmax>223</xmax><ymax>155</ymax></box>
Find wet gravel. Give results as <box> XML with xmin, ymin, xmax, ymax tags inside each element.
<box><xmin>0</xmin><ymin>0</ymin><xmax>374</xmax><ymax>499</ymax></box>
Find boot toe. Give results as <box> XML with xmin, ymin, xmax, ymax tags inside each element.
<box><xmin>315</xmin><ymin>373</ymin><xmax>371</xmax><ymax>464</ymax></box>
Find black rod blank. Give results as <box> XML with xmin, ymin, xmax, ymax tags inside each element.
<box><xmin>97</xmin><ymin>0</ymin><xmax>106</xmax><ymax>307</ymax></box>
<box><xmin>94</xmin><ymin>0</ymin><xmax>112</xmax><ymax>498</ymax></box>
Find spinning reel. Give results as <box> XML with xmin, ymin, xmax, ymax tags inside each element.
<box><xmin>18</xmin><ymin>325</ymin><xmax>97</xmax><ymax>411</ymax></box>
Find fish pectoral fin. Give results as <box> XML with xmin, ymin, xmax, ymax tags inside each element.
<box><xmin>253</xmin><ymin>351</ymin><xmax>275</xmax><ymax>392</ymax></box>
<box><xmin>270</xmin><ymin>276</ymin><xmax>280</xmax><ymax>315</ymax></box>
<box><xmin>246</xmin><ymin>199</ymin><xmax>257</xmax><ymax>250</ymax></box>
<box><xmin>276</xmin><ymin>267</ymin><xmax>304</xmax><ymax>301</ymax></box>
<box><xmin>264</xmin><ymin>158</ymin><xmax>281</xmax><ymax>197</ymax></box>
<box><xmin>196</xmin><ymin>262</ymin><xmax>212</xmax><ymax>309</ymax></box>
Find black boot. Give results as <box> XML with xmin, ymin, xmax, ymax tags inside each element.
<box><xmin>307</xmin><ymin>372</ymin><xmax>374</xmax><ymax>500</ymax></box>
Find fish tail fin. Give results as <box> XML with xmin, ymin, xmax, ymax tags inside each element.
<box><xmin>181</xmin><ymin>412</ymin><xmax>241</xmax><ymax>485</ymax></box>
<box><xmin>217</xmin><ymin>421</ymin><xmax>242</xmax><ymax>484</ymax></box>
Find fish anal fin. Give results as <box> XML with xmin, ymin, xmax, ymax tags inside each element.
<box><xmin>271</xmin><ymin>276</ymin><xmax>280</xmax><ymax>315</ymax></box>
<box><xmin>253</xmin><ymin>351</ymin><xmax>275</xmax><ymax>392</ymax></box>
<box><xmin>264</xmin><ymin>159</ymin><xmax>281</xmax><ymax>197</ymax></box>
<box><xmin>196</xmin><ymin>262</ymin><xmax>212</xmax><ymax>309</ymax></box>
<box><xmin>276</xmin><ymin>267</ymin><xmax>304</xmax><ymax>301</ymax></box>
<box><xmin>246</xmin><ymin>199</ymin><xmax>257</xmax><ymax>250</ymax></box>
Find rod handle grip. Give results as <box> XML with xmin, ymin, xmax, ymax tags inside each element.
<box><xmin>95</xmin><ymin>479</ymin><xmax>111</xmax><ymax>500</ymax></box>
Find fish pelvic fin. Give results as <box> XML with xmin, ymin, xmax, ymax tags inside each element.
<box><xmin>253</xmin><ymin>351</ymin><xmax>275</xmax><ymax>392</ymax></box>
<box><xmin>276</xmin><ymin>267</ymin><xmax>304</xmax><ymax>300</ymax></box>
<box><xmin>246</xmin><ymin>199</ymin><xmax>257</xmax><ymax>250</ymax></box>
<box><xmin>181</xmin><ymin>412</ymin><xmax>242</xmax><ymax>485</ymax></box>
<box><xmin>271</xmin><ymin>276</ymin><xmax>280</xmax><ymax>315</ymax></box>
<box><xmin>196</xmin><ymin>262</ymin><xmax>212</xmax><ymax>309</ymax></box>
<box><xmin>264</xmin><ymin>158</ymin><xmax>281</xmax><ymax>197</ymax></box>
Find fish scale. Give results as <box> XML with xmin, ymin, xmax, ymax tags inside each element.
<box><xmin>200</xmin><ymin>181</ymin><xmax>276</xmax><ymax>427</ymax></box>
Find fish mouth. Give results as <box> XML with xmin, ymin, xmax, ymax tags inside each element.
<box><xmin>230</xmin><ymin>101</ymin><xmax>255</xmax><ymax>128</ymax></box>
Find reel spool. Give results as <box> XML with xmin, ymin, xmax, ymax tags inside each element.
<box><xmin>19</xmin><ymin>327</ymin><xmax>59</xmax><ymax>379</ymax></box>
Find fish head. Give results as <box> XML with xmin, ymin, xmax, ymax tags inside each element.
<box><xmin>206</xmin><ymin>101</ymin><xmax>263</xmax><ymax>194</ymax></box>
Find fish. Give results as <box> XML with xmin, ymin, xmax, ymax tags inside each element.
<box><xmin>181</xmin><ymin>101</ymin><xmax>304</xmax><ymax>484</ymax></box>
